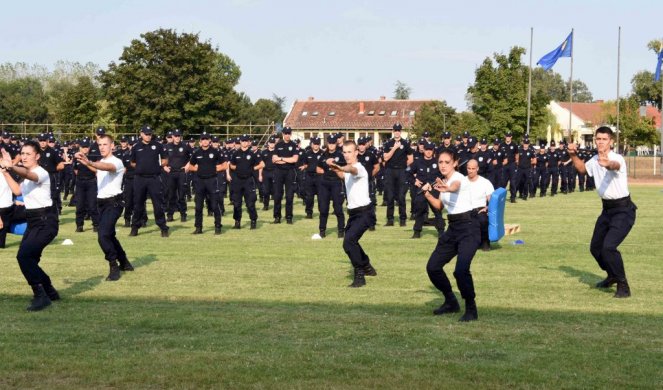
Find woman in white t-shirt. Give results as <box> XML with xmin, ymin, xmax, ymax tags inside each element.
<box><xmin>422</xmin><ymin>150</ymin><xmax>481</xmax><ymax>322</ymax></box>
<box><xmin>1</xmin><ymin>141</ymin><xmax>60</xmax><ymax>311</ymax></box>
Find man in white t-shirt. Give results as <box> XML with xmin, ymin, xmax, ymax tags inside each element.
<box><xmin>569</xmin><ymin>126</ymin><xmax>636</xmax><ymax>298</ymax></box>
<box><xmin>75</xmin><ymin>134</ymin><xmax>133</xmax><ymax>281</ymax></box>
<box><xmin>328</xmin><ymin>141</ymin><xmax>377</xmax><ymax>288</ymax></box>
<box><xmin>467</xmin><ymin>159</ymin><xmax>494</xmax><ymax>251</ymax></box>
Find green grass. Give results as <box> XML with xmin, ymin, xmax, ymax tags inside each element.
<box><xmin>1</xmin><ymin>186</ymin><xmax>662</xmax><ymax>389</ymax></box>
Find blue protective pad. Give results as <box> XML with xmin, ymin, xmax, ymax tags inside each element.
<box><xmin>488</xmin><ymin>187</ymin><xmax>507</xmax><ymax>242</ymax></box>
<box><xmin>10</xmin><ymin>222</ymin><xmax>27</xmax><ymax>235</ymax></box>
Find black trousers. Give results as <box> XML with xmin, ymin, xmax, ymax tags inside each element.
<box><xmin>412</xmin><ymin>191</ymin><xmax>443</xmax><ymax>232</ymax></box>
<box><xmin>318</xmin><ymin>179</ymin><xmax>345</xmax><ymax>232</ymax></box>
<box><xmin>123</xmin><ymin>177</ymin><xmax>146</xmax><ymax>224</ymax></box>
<box><xmin>343</xmin><ymin>207</ymin><xmax>376</xmax><ymax>269</ymax></box>
<box><xmin>262</xmin><ymin>170</ymin><xmax>275</xmax><ymax>208</ymax></box>
<box><xmin>538</xmin><ymin>168</ymin><xmax>549</xmax><ymax>195</ymax></box>
<box><xmin>273</xmin><ymin>168</ymin><xmax>296</xmax><ymax>220</ymax></box>
<box><xmin>473</xmin><ymin>210</ymin><xmax>489</xmax><ymax>246</ymax></box>
<box><xmin>488</xmin><ymin>167</ymin><xmax>501</xmax><ymax>189</ymax></box>
<box><xmin>426</xmin><ymin>218</ymin><xmax>481</xmax><ymax>300</ymax></box>
<box><xmin>548</xmin><ymin>167</ymin><xmax>559</xmax><ymax>195</ymax></box>
<box><xmin>132</xmin><ymin>175</ymin><xmax>168</xmax><ymax>231</ymax></box>
<box><xmin>48</xmin><ymin>172</ymin><xmax>62</xmax><ymax>213</ymax></box>
<box><xmin>75</xmin><ymin>179</ymin><xmax>99</xmax><ymax>228</ymax></box>
<box><xmin>501</xmin><ymin>163</ymin><xmax>516</xmax><ymax>190</ymax></box>
<box><xmin>0</xmin><ymin>205</ymin><xmax>15</xmax><ymax>248</ymax></box>
<box><xmin>384</xmin><ymin>167</ymin><xmax>407</xmax><ymax>222</ymax></box>
<box><xmin>166</xmin><ymin>171</ymin><xmax>187</xmax><ymax>217</ymax></box>
<box><xmin>304</xmin><ymin>173</ymin><xmax>319</xmax><ymax>215</ymax></box>
<box><xmin>590</xmin><ymin>201</ymin><xmax>636</xmax><ymax>281</ymax></box>
<box><xmin>17</xmin><ymin>208</ymin><xmax>59</xmax><ymax>286</ymax></box>
<box><xmin>97</xmin><ymin>196</ymin><xmax>128</xmax><ymax>263</ymax></box>
<box><xmin>195</xmin><ymin>176</ymin><xmax>221</xmax><ymax>228</ymax></box>
<box><xmin>514</xmin><ymin>167</ymin><xmax>531</xmax><ymax>199</ymax></box>
<box><xmin>231</xmin><ymin>176</ymin><xmax>258</xmax><ymax>222</ymax></box>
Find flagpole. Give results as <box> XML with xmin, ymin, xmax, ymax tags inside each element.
<box><xmin>526</xmin><ymin>27</ymin><xmax>533</xmax><ymax>136</ymax></box>
<box><xmin>568</xmin><ymin>28</ymin><xmax>574</xmax><ymax>143</ymax></box>
<box><xmin>616</xmin><ymin>26</ymin><xmax>621</xmax><ymax>153</ymax></box>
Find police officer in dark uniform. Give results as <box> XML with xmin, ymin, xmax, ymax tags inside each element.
<box><xmin>512</xmin><ymin>137</ymin><xmax>535</xmax><ymax>202</ymax></box>
<box><xmin>382</xmin><ymin>123</ymin><xmax>413</xmax><ymax>226</ymax></box>
<box><xmin>487</xmin><ymin>138</ymin><xmax>505</xmax><ymax>188</ymax></box>
<box><xmin>435</xmin><ymin>131</ymin><xmax>455</xmax><ymax>156</ymax></box>
<box><xmin>500</xmin><ymin>131</ymin><xmax>517</xmax><ymax>192</ymax></box>
<box><xmin>410</xmin><ymin>141</ymin><xmax>444</xmax><ymax>238</ymax></box>
<box><xmin>534</xmin><ymin>141</ymin><xmax>549</xmax><ymax>197</ymax></box>
<box><xmin>229</xmin><ymin>134</ymin><xmax>263</xmax><ymax>229</ymax></box>
<box><xmin>72</xmin><ymin>139</ymin><xmax>99</xmax><ymax>232</ymax></box>
<box><xmin>164</xmin><ymin>129</ymin><xmax>191</xmax><ymax>222</ymax></box>
<box><xmin>547</xmin><ymin>141</ymin><xmax>561</xmax><ymax>196</ymax></box>
<box><xmin>37</xmin><ymin>133</ymin><xmax>64</xmax><ymax>215</ymax></box>
<box><xmin>458</xmin><ymin>137</ymin><xmax>478</xmax><ymax>176</ymax></box>
<box><xmin>129</xmin><ymin>126</ymin><xmax>169</xmax><ymax>237</ymax></box>
<box><xmin>259</xmin><ymin>137</ymin><xmax>278</xmax><ymax>210</ymax></box>
<box><xmin>272</xmin><ymin>127</ymin><xmax>299</xmax><ymax>224</ymax></box>
<box><xmin>301</xmin><ymin>137</ymin><xmax>322</xmax><ymax>219</ymax></box>
<box><xmin>189</xmin><ymin>132</ymin><xmax>226</xmax><ymax>234</ymax></box>
<box><xmin>317</xmin><ymin>134</ymin><xmax>346</xmax><ymax>238</ymax></box>
<box><xmin>475</xmin><ymin>138</ymin><xmax>491</xmax><ymax>178</ymax></box>
<box><xmin>357</xmin><ymin>137</ymin><xmax>379</xmax><ymax>229</ymax></box>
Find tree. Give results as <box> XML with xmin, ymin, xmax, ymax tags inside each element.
<box><xmin>0</xmin><ymin>78</ymin><xmax>49</xmax><ymax>130</ymax></box>
<box><xmin>411</xmin><ymin>101</ymin><xmax>457</xmax><ymax>139</ymax></box>
<box><xmin>531</xmin><ymin>68</ymin><xmax>593</xmax><ymax>103</ymax></box>
<box><xmin>99</xmin><ymin>29</ymin><xmax>242</xmax><ymax>136</ymax></box>
<box><xmin>393</xmin><ymin>80</ymin><xmax>411</xmax><ymax>100</ymax></box>
<box><xmin>48</xmin><ymin>76</ymin><xmax>100</xmax><ymax>134</ymax></box>
<box><xmin>605</xmin><ymin>97</ymin><xmax>660</xmax><ymax>146</ymax></box>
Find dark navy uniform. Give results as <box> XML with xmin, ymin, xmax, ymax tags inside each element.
<box><xmin>37</xmin><ymin>135</ymin><xmax>63</xmax><ymax>214</ymax></box>
<box><xmin>534</xmin><ymin>145</ymin><xmax>549</xmax><ymax>197</ymax></box>
<box><xmin>513</xmin><ymin>139</ymin><xmax>535</xmax><ymax>201</ymax></box>
<box><xmin>72</xmin><ymin>144</ymin><xmax>99</xmax><ymax>230</ymax></box>
<box><xmin>500</xmin><ymin>134</ymin><xmax>518</xmax><ymax>191</ymax></box>
<box><xmin>357</xmin><ymin>139</ymin><xmax>379</xmax><ymax>211</ymax></box>
<box><xmin>259</xmin><ymin>140</ymin><xmax>278</xmax><ymax>210</ymax></box>
<box><xmin>272</xmin><ymin>128</ymin><xmax>298</xmax><ymax>223</ymax></box>
<box><xmin>547</xmin><ymin>143</ymin><xmax>561</xmax><ymax>195</ymax></box>
<box><xmin>129</xmin><ymin>127</ymin><xmax>169</xmax><ymax>236</ymax></box>
<box><xmin>229</xmin><ymin>139</ymin><xmax>261</xmax><ymax>227</ymax></box>
<box><xmin>164</xmin><ymin>134</ymin><xmax>191</xmax><ymax>221</ymax></box>
<box><xmin>487</xmin><ymin>140</ymin><xmax>505</xmax><ymax>188</ymax></box>
<box><xmin>301</xmin><ymin>139</ymin><xmax>322</xmax><ymax>218</ymax></box>
<box><xmin>409</xmin><ymin>144</ymin><xmax>444</xmax><ymax>237</ymax></box>
<box><xmin>317</xmin><ymin>137</ymin><xmax>346</xmax><ymax>237</ymax></box>
<box><xmin>189</xmin><ymin>135</ymin><xmax>225</xmax><ymax>233</ymax></box>
<box><xmin>382</xmin><ymin>123</ymin><xmax>413</xmax><ymax>225</ymax></box>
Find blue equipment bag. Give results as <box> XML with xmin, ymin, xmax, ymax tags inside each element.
<box><xmin>488</xmin><ymin>187</ymin><xmax>506</xmax><ymax>242</ymax></box>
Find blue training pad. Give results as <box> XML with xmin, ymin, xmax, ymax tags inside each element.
<box><xmin>488</xmin><ymin>187</ymin><xmax>507</xmax><ymax>242</ymax></box>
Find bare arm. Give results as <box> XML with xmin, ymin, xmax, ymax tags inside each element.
<box><xmin>567</xmin><ymin>144</ymin><xmax>587</xmax><ymax>175</ymax></box>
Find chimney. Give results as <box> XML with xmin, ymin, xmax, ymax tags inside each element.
<box><xmin>379</xmin><ymin>96</ymin><xmax>386</xmax><ymax>100</ymax></box>
<box><xmin>308</xmin><ymin>96</ymin><xmax>314</xmax><ymax>101</ymax></box>
<box><xmin>359</xmin><ymin>102</ymin><xmax>365</xmax><ymax>114</ymax></box>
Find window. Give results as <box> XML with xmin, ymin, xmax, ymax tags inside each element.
<box><xmin>390</xmin><ymin>110</ymin><xmax>398</xmax><ymax>116</ymax></box>
<box><xmin>409</xmin><ymin>110</ymin><xmax>416</xmax><ymax>116</ymax></box>
<box><xmin>302</xmin><ymin>111</ymin><xmax>308</xmax><ymax>116</ymax></box>
<box><xmin>312</xmin><ymin>111</ymin><xmax>319</xmax><ymax>116</ymax></box>
<box><xmin>328</xmin><ymin>111</ymin><xmax>336</xmax><ymax>116</ymax></box>
<box><xmin>304</xmin><ymin>132</ymin><xmax>310</xmax><ymax>139</ymax></box>
<box><xmin>378</xmin><ymin>111</ymin><xmax>386</xmax><ymax>116</ymax></box>
<box><xmin>359</xmin><ymin>132</ymin><xmax>366</xmax><ymax>138</ymax></box>
<box><xmin>367</xmin><ymin>110</ymin><xmax>375</xmax><ymax>116</ymax></box>
<box><xmin>347</xmin><ymin>133</ymin><xmax>355</xmax><ymax>140</ymax></box>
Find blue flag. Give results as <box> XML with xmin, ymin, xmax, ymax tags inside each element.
<box><xmin>655</xmin><ymin>50</ymin><xmax>663</xmax><ymax>82</ymax></box>
<box><xmin>537</xmin><ymin>31</ymin><xmax>573</xmax><ymax>71</ymax></box>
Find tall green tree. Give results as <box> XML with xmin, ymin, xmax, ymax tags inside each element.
<box><xmin>531</xmin><ymin>68</ymin><xmax>593</xmax><ymax>103</ymax></box>
<box><xmin>606</xmin><ymin>97</ymin><xmax>660</xmax><ymax>146</ymax></box>
<box><xmin>99</xmin><ymin>29</ymin><xmax>241</xmax><ymax>135</ymax></box>
<box><xmin>411</xmin><ymin>101</ymin><xmax>456</xmax><ymax>139</ymax></box>
<box><xmin>48</xmin><ymin>76</ymin><xmax>100</xmax><ymax>134</ymax></box>
<box><xmin>393</xmin><ymin>80</ymin><xmax>411</xmax><ymax>100</ymax></box>
<box><xmin>0</xmin><ymin>78</ymin><xmax>49</xmax><ymax>128</ymax></box>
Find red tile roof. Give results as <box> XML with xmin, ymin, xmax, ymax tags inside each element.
<box><xmin>558</xmin><ymin>101</ymin><xmax>661</xmax><ymax>128</ymax></box>
<box><xmin>284</xmin><ymin>98</ymin><xmax>437</xmax><ymax>130</ymax></box>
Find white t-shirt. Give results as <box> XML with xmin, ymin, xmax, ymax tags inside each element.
<box><xmin>439</xmin><ymin>171</ymin><xmax>473</xmax><ymax>214</ymax></box>
<box><xmin>344</xmin><ymin>163</ymin><xmax>371</xmax><ymax>209</ymax></box>
<box><xmin>97</xmin><ymin>155</ymin><xmax>126</xmax><ymax>199</ymax></box>
<box><xmin>0</xmin><ymin>173</ymin><xmax>13</xmax><ymax>208</ymax></box>
<box><xmin>585</xmin><ymin>152</ymin><xmax>629</xmax><ymax>200</ymax></box>
<box><xmin>468</xmin><ymin>175</ymin><xmax>495</xmax><ymax>209</ymax></box>
<box><xmin>20</xmin><ymin>166</ymin><xmax>52</xmax><ymax>209</ymax></box>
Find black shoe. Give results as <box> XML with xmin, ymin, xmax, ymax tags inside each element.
<box><xmin>124</xmin><ymin>219</ymin><xmax>131</xmax><ymax>228</ymax></box>
<box><xmin>481</xmin><ymin>241</ymin><xmax>491</xmax><ymax>251</ymax></box>
<box><xmin>76</xmin><ymin>226</ymin><xmax>84</xmax><ymax>233</ymax></box>
<box><xmin>540</xmin><ymin>193</ymin><xmax>545</xmax><ymax>197</ymax></box>
<box><xmin>207</xmin><ymin>211</ymin><xmax>213</xmax><ymax>217</ymax></box>
<box><xmin>286</xmin><ymin>218</ymin><xmax>293</xmax><ymax>225</ymax></box>
<box><xmin>129</xmin><ymin>228</ymin><xmax>138</xmax><ymax>237</ymax></box>
<box><xmin>181</xmin><ymin>215</ymin><xmax>187</xmax><ymax>223</ymax></box>
<box><xmin>234</xmin><ymin>221</ymin><xmax>241</xmax><ymax>229</ymax></box>
<box><xmin>166</xmin><ymin>215</ymin><xmax>174</xmax><ymax>222</ymax></box>
<box><xmin>614</xmin><ymin>280</ymin><xmax>631</xmax><ymax>298</ymax></box>
<box><xmin>306</xmin><ymin>213</ymin><xmax>313</xmax><ymax>219</ymax></box>
<box><xmin>106</xmin><ymin>261</ymin><xmax>121</xmax><ymax>281</ymax></box>
<box><xmin>43</xmin><ymin>284</ymin><xmax>61</xmax><ymax>301</ymax></box>
<box><xmin>409</xmin><ymin>214</ymin><xmax>415</xmax><ymax>221</ymax></box>
<box><xmin>337</xmin><ymin>230</ymin><xmax>344</xmax><ymax>239</ymax></box>
<box><xmin>385</xmin><ymin>220</ymin><xmax>394</xmax><ymax>227</ymax></box>
<box><xmin>433</xmin><ymin>297</ymin><xmax>461</xmax><ymax>315</ymax></box>
<box><xmin>412</xmin><ymin>231</ymin><xmax>421</xmax><ymax>239</ymax></box>
<box><xmin>273</xmin><ymin>217</ymin><xmax>281</xmax><ymax>224</ymax></box>
<box><xmin>192</xmin><ymin>227</ymin><xmax>203</xmax><ymax>234</ymax></box>
<box><xmin>92</xmin><ymin>226</ymin><xmax>98</xmax><ymax>233</ymax></box>
<box><xmin>459</xmin><ymin>300</ymin><xmax>478</xmax><ymax>322</ymax></box>
<box><xmin>319</xmin><ymin>230</ymin><xmax>326</xmax><ymax>238</ymax></box>
<box><xmin>250</xmin><ymin>220</ymin><xmax>257</xmax><ymax>230</ymax></box>
<box><xmin>596</xmin><ymin>276</ymin><xmax>618</xmax><ymax>288</ymax></box>
<box><xmin>141</xmin><ymin>221</ymin><xmax>148</xmax><ymax>228</ymax></box>
<box><xmin>349</xmin><ymin>268</ymin><xmax>366</xmax><ymax>288</ymax></box>
<box><xmin>399</xmin><ymin>220</ymin><xmax>407</xmax><ymax>227</ymax></box>
<box><xmin>215</xmin><ymin>226</ymin><xmax>222</xmax><ymax>235</ymax></box>
<box><xmin>119</xmin><ymin>258</ymin><xmax>134</xmax><ymax>271</ymax></box>
<box><xmin>368</xmin><ymin>225</ymin><xmax>375</xmax><ymax>231</ymax></box>
<box><xmin>510</xmin><ymin>198</ymin><xmax>516</xmax><ymax>203</ymax></box>
<box><xmin>262</xmin><ymin>205</ymin><xmax>269</xmax><ymax>211</ymax></box>
<box><xmin>27</xmin><ymin>284</ymin><xmax>52</xmax><ymax>311</ymax></box>
<box><xmin>161</xmin><ymin>229</ymin><xmax>170</xmax><ymax>238</ymax></box>
<box><xmin>364</xmin><ymin>264</ymin><xmax>377</xmax><ymax>276</ymax></box>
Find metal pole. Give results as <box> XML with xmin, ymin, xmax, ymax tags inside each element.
<box><xmin>443</xmin><ymin>114</ymin><xmax>446</xmax><ymax>132</ymax></box>
<box><xmin>568</xmin><ymin>28</ymin><xmax>574</xmax><ymax>143</ymax></box>
<box><xmin>526</xmin><ymin>27</ymin><xmax>533</xmax><ymax>136</ymax></box>
<box><xmin>616</xmin><ymin>27</ymin><xmax>621</xmax><ymax>153</ymax></box>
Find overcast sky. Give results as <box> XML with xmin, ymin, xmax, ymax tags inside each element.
<box><xmin>2</xmin><ymin>0</ymin><xmax>661</xmax><ymax>112</ymax></box>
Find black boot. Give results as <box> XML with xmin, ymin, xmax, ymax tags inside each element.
<box><xmin>124</xmin><ymin>219</ymin><xmax>131</xmax><ymax>228</ymax></box>
<box><xmin>43</xmin><ymin>284</ymin><xmax>61</xmax><ymax>301</ymax></box>
<box><xmin>75</xmin><ymin>226</ymin><xmax>84</xmax><ymax>233</ymax></box>
<box><xmin>364</xmin><ymin>264</ymin><xmax>377</xmax><ymax>276</ymax></box>
<box><xmin>481</xmin><ymin>241</ymin><xmax>491</xmax><ymax>251</ymax></box>
<box><xmin>459</xmin><ymin>299</ymin><xmax>478</xmax><ymax>322</ymax></box>
<box><xmin>215</xmin><ymin>226</ymin><xmax>222</xmax><ymax>235</ymax></box>
<box><xmin>129</xmin><ymin>227</ymin><xmax>138</xmax><ymax>237</ymax></box>
<box><xmin>273</xmin><ymin>217</ymin><xmax>281</xmax><ymax>224</ymax></box>
<box><xmin>433</xmin><ymin>295</ymin><xmax>460</xmax><ymax>315</ymax></box>
<box><xmin>234</xmin><ymin>220</ymin><xmax>241</xmax><ymax>229</ymax></box>
<box><xmin>337</xmin><ymin>229</ymin><xmax>344</xmax><ymax>239</ymax></box>
<box><xmin>192</xmin><ymin>227</ymin><xmax>203</xmax><ymax>234</ymax></box>
<box><xmin>596</xmin><ymin>276</ymin><xmax>618</xmax><ymax>288</ymax></box>
<box><xmin>319</xmin><ymin>229</ymin><xmax>326</xmax><ymax>238</ymax></box>
<box><xmin>614</xmin><ymin>280</ymin><xmax>631</xmax><ymax>298</ymax></box>
<box><xmin>412</xmin><ymin>231</ymin><xmax>421</xmax><ymax>239</ymax></box>
<box><xmin>119</xmin><ymin>258</ymin><xmax>134</xmax><ymax>271</ymax></box>
<box><xmin>250</xmin><ymin>220</ymin><xmax>257</xmax><ymax>230</ymax></box>
<box><xmin>106</xmin><ymin>260</ymin><xmax>121</xmax><ymax>281</ymax></box>
<box><xmin>27</xmin><ymin>284</ymin><xmax>52</xmax><ymax>311</ymax></box>
<box><xmin>349</xmin><ymin>268</ymin><xmax>366</xmax><ymax>288</ymax></box>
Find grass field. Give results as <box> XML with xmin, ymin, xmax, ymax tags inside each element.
<box><xmin>1</xmin><ymin>186</ymin><xmax>662</xmax><ymax>389</ymax></box>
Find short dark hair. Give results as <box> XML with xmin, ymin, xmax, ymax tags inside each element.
<box><xmin>438</xmin><ymin>149</ymin><xmax>458</xmax><ymax>162</ymax></box>
<box><xmin>97</xmin><ymin>133</ymin><xmax>115</xmax><ymax>143</ymax></box>
<box><xmin>343</xmin><ymin>140</ymin><xmax>357</xmax><ymax>150</ymax></box>
<box><xmin>595</xmin><ymin>126</ymin><xmax>614</xmax><ymax>137</ymax></box>
<box><xmin>22</xmin><ymin>140</ymin><xmax>41</xmax><ymax>155</ymax></box>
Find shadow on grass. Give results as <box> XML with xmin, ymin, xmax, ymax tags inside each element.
<box><xmin>558</xmin><ymin>266</ymin><xmax>606</xmax><ymax>289</ymax></box>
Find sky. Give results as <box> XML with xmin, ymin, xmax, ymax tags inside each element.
<box><xmin>2</xmin><ymin>0</ymin><xmax>661</xmax><ymax>113</ymax></box>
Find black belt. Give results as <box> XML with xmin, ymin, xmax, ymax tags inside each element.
<box><xmin>602</xmin><ymin>196</ymin><xmax>632</xmax><ymax>210</ymax></box>
<box><xmin>447</xmin><ymin>210</ymin><xmax>472</xmax><ymax>223</ymax></box>
<box><xmin>472</xmin><ymin>207</ymin><xmax>486</xmax><ymax>214</ymax></box>
<box><xmin>97</xmin><ymin>194</ymin><xmax>123</xmax><ymax>206</ymax></box>
<box><xmin>348</xmin><ymin>204</ymin><xmax>372</xmax><ymax>216</ymax></box>
<box><xmin>169</xmin><ymin>168</ymin><xmax>184</xmax><ymax>173</ymax></box>
<box><xmin>198</xmin><ymin>174</ymin><xmax>216</xmax><ymax>179</ymax></box>
<box><xmin>137</xmin><ymin>174</ymin><xmax>158</xmax><ymax>178</ymax></box>
<box><xmin>387</xmin><ymin>166</ymin><xmax>405</xmax><ymax>170</ymax></box>
<box><xmin>25</xmin><ymin>207</ymin><xmax>53</xmax><ymax>220</ymax></box>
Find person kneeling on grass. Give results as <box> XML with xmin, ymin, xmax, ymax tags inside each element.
<box><xmin>422</xmin><ymin>150</ymin><xmax>481</xmax><ymax>322</ymax></box>
<box><xmin>328</xmin><ymin>140</ymin><xmax>377</xmax><ymax>288</ymax></box>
